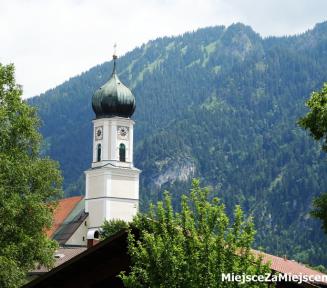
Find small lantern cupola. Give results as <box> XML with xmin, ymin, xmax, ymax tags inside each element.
<box><xmin>92</xmin><ymin>54</ymin><xmax>136</xmax><ymax>118</ymax></box>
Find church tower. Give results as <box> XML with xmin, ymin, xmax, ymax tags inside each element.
<box><xmin>85</xmin><ymin>53</ymin><xmax>140</xmax><ymax>233</ymax></box>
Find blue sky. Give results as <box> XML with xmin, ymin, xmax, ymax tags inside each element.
<box><xmin>0</xmin><ymin>0</ymin><xmax>326</xmax><ymax>98</ymax></box>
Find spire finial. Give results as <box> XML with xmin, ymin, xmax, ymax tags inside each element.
<box><xmin>113</xmin><ymin>43</ymin><xmax>117</xmax><ymax>57</ymax></box>
<box><xmin>112</xmin><ymin>43</ymin><xmax>118</xmax><ymax>74</ymax></box>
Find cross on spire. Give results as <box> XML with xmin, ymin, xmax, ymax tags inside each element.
<box><xmin>113</xmin><ymin>43</ymin><xmax>117</xmax><ymax>59</ymax></box>
<box><xmin>113</xmin><ymin>43</ymin><xmax>118</xmax><ymax>73</ymax></box>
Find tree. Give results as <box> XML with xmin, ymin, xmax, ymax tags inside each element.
<box><xmin>311</xmin><ymin>191</ymin><xmax>327</xmax><ymax>234</ymax></box>
<box><xmin>0</xmin><ymin>63</ymin><xmax>62</xmax><ymax>287</ymax></box>
<box><xmin>299</xmin><ymin>83</ymin><xmax>327</xmax><ymax>151</ymax></box>
<box><xmin>121</xmin><ymin>180</ymin><xmax>270</xmax><ymax>287</ymax></box>
<box><xmin>299</xmin><ymin>82</ymin><xmax>327</xmax><ymax>234</ymax></box>
<box><xmin>101</xmin><ymin>219</ymin><xmax>129</xmax><ymax>239</ymax></box>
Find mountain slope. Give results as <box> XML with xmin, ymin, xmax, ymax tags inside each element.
<box><xmin>29</xmin><ymin>22</ymin><xmax>327</xmax><ymax>265</ymax></box>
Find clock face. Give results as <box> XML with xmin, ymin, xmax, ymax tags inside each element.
<box><xmin>117</xmin><ymin>126</ymin><xmax>128</xmax><ymax>138</ymax></box>
<box><xmin>95</xmin><ymin>126</ymin><xmax>103</xmax><ymax>140</ymax></box>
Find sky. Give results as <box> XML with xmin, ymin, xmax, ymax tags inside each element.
<box><xmin>1</xmin><ymin>0</ymin><xmax>327</xmax><ymax>99</ymax></box>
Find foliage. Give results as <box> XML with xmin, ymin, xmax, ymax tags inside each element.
<box><xmin>121</xmin><ymin>180</ymin><xmax>271</xmax><ymax>287</ymax></box>
<box><xmin>311</xmin><ymin>190</ymin><xmax>327</xmax><ymax>233</ymax></box>
<box><xmin>309</xmin><ymin>264</ymin><xmax>327</xmax><ymax>274</ymax></box>
<box><xmin>298</xmin><ymin>83</ymin><xmax>327</xmax><ymax>151</ymax></box>
<box><xmin>28</xmin><ymin>22</ymin><xmax>327</xmax><ymax>265</ymax></box>
<box><xmin>101</xmin><ymin>219</ymin><xmax>129</xmax><ymax>239</ymax></box>
<box><xmin>0</xmin><ymin>63</ymin><xmax>62</xmax><ymax>287</ymax></box>
<box><xmin>298</xmin><ymin>83</ymin><xmax>327</xmax><ymax>235</ymax></box>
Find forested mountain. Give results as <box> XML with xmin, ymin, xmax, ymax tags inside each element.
<box><xmin>28</xmin><ymin>22</ymin><xmax>327</xmax><ymax>266</ymax></box>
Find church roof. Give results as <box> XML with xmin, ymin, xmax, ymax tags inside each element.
<box><xmin>52</xmin><ymin>199</ymin><xmax>88</xmax><ymax>245</ymax></box>
<box><xmin>92</xmin><ymin>56</ymin><xmax>136</xmax><ymax>118</ymax></box>
<box><xmin>46</xmin><ymin>196</ymin><xmax>84</xmax><ymax>238</ymax></box>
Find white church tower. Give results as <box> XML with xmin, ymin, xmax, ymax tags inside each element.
<box><xmin>85</xmin><ymin>53</ymin><xmax>140</xmax><ymax>233</ymax></box>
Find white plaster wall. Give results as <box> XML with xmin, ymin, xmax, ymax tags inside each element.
<box><xmin>113</xmin><ymin>117</ymin><xmax>134</xmax><ymax>163</ymax></box>
<box><xmin>91</xmin><ymin>117</ymin><xmax>134</xmax><ymax>167</ymax></box>
<box><xmin>86</xmin><ymin>117</ymin><xmax>139</xmax><ymax>230</ymax></box>
<box><xmin>85</xmin><ymin>166</ymin><xmax>140</xmax><ymax>229</ymax></box>
<box><xmin>102</xmin><ymin>120</ymin><xmax>109</xmax><ymax>160</ymax></box>
<box><xmin>85</xmin><ymin>172</ymin><xmax>89</xmax><ymax>212</ymax></box>
<box><xmin>65</xmin><ymin>216</ymin><xmax>89</xmax><ymax>246</ymax></box>
<box><xmin>87</xmin><ymin>173</ymin><xmax>106</xmax><ymax>198</ymax></box>
<box><xmin>87</xmin><ymin>199</ymin><xmax>105</xmax><ymax>228</ymax></box>
<box><xmin>92</xmin><ymin>118</ymin><xmax>105</xmax><ymax>163</ymax></box>
<box><xmin>110</xmin><ymin>123</ymin><xmax>116</xmax><ymax>160</ymax></box>
<box><xmin>110</xmin><ymin>175</ymin><xmax>138</xmax><ymax>199</ymax></box>
<box><xmin>129</xmin><ymin>126</ymin><xmax>134</xmax><ymax>164</ymax></box>
<box><xmin>108</xmin><ymin>198</ymin><xmax>138</xmax><ymax>222</ymax></box>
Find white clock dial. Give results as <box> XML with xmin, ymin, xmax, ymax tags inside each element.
<box><xmin>95</xmin><ymin>126</ymin><xmax>103</xmax><ymax>140</ymax></box>
<box><xmin>118</xmin><ymin>126</ymin><xmax>129</xmax><ymax>138</ymax></box>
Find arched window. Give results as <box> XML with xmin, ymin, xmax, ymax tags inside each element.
<box><xmin>119</xmin><ymin>143</ymin><xmax>126</xmax><ymax>162</ymax></box>
<box><xmin>94</xmin><ymin>230</ymin><xmax>99</xmax><ymax>239</ymax></box>
<box><xmin>97</xmin><ymin>144</ymin><xmax>101</xmax><ymax>162</ymax></box>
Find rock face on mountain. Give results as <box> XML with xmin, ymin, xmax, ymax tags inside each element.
<box><xmin>29</xmin><ymin>22</ymin><xmax>327</xmax><ymax>266</ymax></box>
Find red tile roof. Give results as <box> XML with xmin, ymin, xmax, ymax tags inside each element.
<box><xmin>46</xmin><ymin>196</ymin><xmax>84</xmax><ymax>238</ymax></box>
<box><xmin>253</xmin><ymin>250</ymin><xmax>327</xmax><ymax>285</ymax></box>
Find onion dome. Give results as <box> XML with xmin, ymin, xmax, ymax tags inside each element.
<box><xmin>92</xmin><ymin>55</ymin><xmax>135</xmax><ymax>118</ymax></box>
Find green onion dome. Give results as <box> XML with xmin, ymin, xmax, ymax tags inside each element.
<box><xmin>92</xmin><ymin>56</ymin><xmax>135</xmax><ymax>118</ymax></box>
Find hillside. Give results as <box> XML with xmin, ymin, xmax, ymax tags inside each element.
<box><xmin>29</xmin><ymin>22</ymin><xmax>327</xmax><ymax>266</ymax></box>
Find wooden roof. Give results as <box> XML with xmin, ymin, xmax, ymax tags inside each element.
<box><xmin>30</xmin><ymin>247</ymin><xmax>87</xmax><ymax>274</ymax></box>
<box><xmin>25</xmin><ymin>230</ymin><xmax>130</xmax><ymax>288</ymax></box>
<box><xmin>25</xmin><ymin>230</ymin><xmax>327</xmax><ymax>288</ymax></box>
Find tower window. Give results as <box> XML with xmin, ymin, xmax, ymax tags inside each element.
<box><xmin>119</xmin><ymin>143</ymin><xmax>126</xmax><ymax>162</ymax></box>
<box><xmin>97</xmin><ymin>144</ymin><xmax>101</xmax><ymax>162</ymax></box>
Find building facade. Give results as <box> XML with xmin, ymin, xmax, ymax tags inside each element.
<box><xmin>85</xmin><ymin>55</ymin><xmax>140</xmax><ymax>236</ymax></box>
<box><xmin>47</xmin><ymin>55</ymin><xmax>140</xmax><ymax>246</ymax></box>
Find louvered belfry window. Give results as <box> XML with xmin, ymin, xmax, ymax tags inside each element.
<box><xmin>97</xmin><ymin>144</ymin><xmax>101</xmax><ymax>162</ymax></box>
<box><xmin>119</xmin><ymin>143</ymin><xmax>126</xmax><ymax>162</ymax></box>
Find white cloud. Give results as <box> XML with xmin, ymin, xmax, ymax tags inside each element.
<box><xmin>0</xmin><ymin>0</ymin><xmax>326</xmax><ymax>98</ymax></box>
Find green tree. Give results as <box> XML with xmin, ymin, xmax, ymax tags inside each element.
<box><xmin>101</xmin><ymin>219</ymin><xmax>129</xmax><ymax>239</ymax></box>
<box><xmin>299</xmin><ymin>83</ymin><xmax>327</xmax><ymax>151</ymax></box>
<box><xmin>311</xmin><ymin>192</ymin><xmax>327</xmax><ymax>234</ymax></box>
<box><xmin>0</xmin><ymin>63</ymin><xmax>62</xmax><ymax>287</ymax></box>
<box><xmin>299</xmin><ymin>82</ymin><xmax>327</xmax><ymax>234</ymax></box>
<box><xmin>121</xmin><ymin>180</ymin><xmax>270</xmax><ymax>287</ymax></box>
